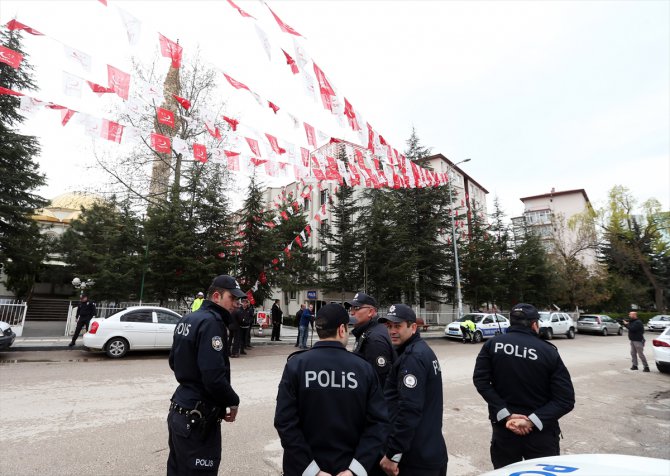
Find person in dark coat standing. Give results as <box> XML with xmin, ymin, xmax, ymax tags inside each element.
<box><xmin>167</xmin><ymin>274</ymin><xmax>247</xmax><ymax>476</ymax></box>
<box><xmin>239</xmin><ymin>298</ymin><xmax>255</xmax><ymax>351</ymax></box>
<box><xmin>348</xmin><ymin>291</ymin><xmax>396</xmax><ymax>388</ymax></box>
<box><xmin>275</xmin><ymin>303</ymin><xmax>389</xmax><ymax>476</ymax></box>
<box><xmin>271</xmin><ymin>299</ymin><xmax>283</xmax><ymax>341</ymax></box>
<box><xmin>68</xmin><ymin>295</ymin><xmax>97</xmax><ymax>347</ymax></box>
<box><xmin>624</xmin><ymin>311</ymin><xmax>650</xmax><ymax>371</ymax></box>
<box><xmin>378</xmin><ymin>304</ymin><xmax>448</xmax><ymax>476</ymax></box>
<box><xmin>473</xmin><ymin>303</ymin><xmax>575</xmax><ymax>469</ymax></box>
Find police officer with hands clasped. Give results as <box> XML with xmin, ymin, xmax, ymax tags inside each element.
<box><xmin>378</xmin><ymin>304</ymin><xmax>448</xmax><ymax>476</ymax></box>
<box><xmin>473</xmin><ymin>303</ymin><xmax>575</xmax><ymax>469</ymax></box>
<box><xmin>167</xmin><ymin>274</ymin><xmax>247</xmax><ymax>476</ymax></box>
<box><xmin>275</xmin><ymin>303</ymin><xmax>389</xmax><ymax>476</ymax></box>
<box><xmin>348</xmin><ymin>292</ymin><xmax>396</xmax><ymax>388</ymax></box>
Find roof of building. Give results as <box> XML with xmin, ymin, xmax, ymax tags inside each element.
<box><xmin>31</xmin><ymin>192</ymin><xmax>105</xmax><ymax>224</ymax></box>
<box><xmin>417</xmin><ymin>153</ymin><xmax>489</xmax><ymax>194</ymax></box>
<box><xmin>520</xmin><ymin>188</ymin><xmax>590</xmax><ymax>204</ymax></box>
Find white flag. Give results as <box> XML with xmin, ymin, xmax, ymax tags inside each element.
<box><xmin>63</xmin><ymin>45</ymin><xmax>91</xmax><ymax>72</ymax></box>
<box><xmin>122</xmin><ymin>126</ymin><xmax>142</xmax><ymax>145</ymax></box>
<box><xmin>254</xmin><ymin>24</ymin><xmax>272</xmax><ymax>61</ymax></box>
<box><xmin>117</xmin><ymin>6</ymin><xmax>142</xmax><ymax>46</ymax></box>
<box><xmin>62</xmin><ymin>71</ymin><xmax>83</xmax><ymax>97</ymax></box>
<box><xmin>173</xmin><ymin>137</ymin><xmax>190</xmax><ymax>156</ymax></box>
<box><xmin>19</xmin><ymin>96</ymin><xmax>42</xmax><ymax>115</ymax></box>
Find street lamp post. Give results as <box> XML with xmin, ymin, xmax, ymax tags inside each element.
<box><xmin>71</xmin><ymin>277</ymin><xmax>95</xmax><ymax>297</ymax></box>
<box><xmin>447</xmin><ymin>158</ymin><xmax>471</xmax><ymax>320</ymax></box>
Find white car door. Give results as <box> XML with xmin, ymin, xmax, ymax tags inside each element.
<box><xmin>155</xmin><ymin>310</ymin><xmax>181</xmax><ymax>348</ymax></box>
<box><xmin>551</xmin><ymin>313</ymin><xmax>567</xmax><ymax>335</ymax></box>
<box><xmin>119</xmin><ymin>309</ymin><xmax>156</xmax><ymax>349</ymax></box>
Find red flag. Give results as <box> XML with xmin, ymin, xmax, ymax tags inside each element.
<box><xmin>265</xmin><ymin>133</ymin><xmax>285</xmax><ymax>155</ymax></box>
<box><xmin>151</xmin><ymin>133</ymin><xmax>171</xmax><ymax>154</ymax></box>
<box><xmin>87</xmin><ymin>81</ymin><xmax>114</xmax><ymax>95</ymax></box>
<box><xmin>205</xmin><ymin>124</ymin><xmax>222</xmax><ymax>139</ymax></box>
<box><xmin>0</xmin><ymin>45</ymin><xmax>23</xmax><ymax>69</ymax></box>
<box><xmin>245</xmin><ymin>290</ymin><xmax>256</xmax><ymax>305</ymax></box>
<box><xmin>305</xmin><ymin>225</ymin><xmax>312</xmax><ymax>237</ymax></box>
<box><xmin>193</xmin><ymin>143</ymin><xmax>207</xmax><ymax>163</ymax></box>
<box><xmin>223</xmin><ymin>73</ymin><xmax>250</xmax><ymax>91</ymax></box>
<box><xmin>343</xmin><ymin>98</ymin><xmax>360</xmax><ymax>131</ymax></box>
<box><xmin>281</xmin><ymin>211</ymin><xmax>289</xmax><ymax>220</ymax></box>
<box><xmin>226</xmin><ymin>0</ymin><xmax>255</xmax><ymax>19</ymax></box>
<box><xmin>313</xmin><ymin>62</ymin><xmax>335</xmax><ymax>111</ymax></box>
<box><xmin>156</xmin><ymin>107</ymin><xmax>175</xmax><ymax>128</ymax></box>
<box><xmin>295</xmin><ymin>235</ymin><xmax>303</xmax><ymax>248</ymax></box>
<box><xmin>0</xmin><ymin>86</ymin><xmax>22</xmax><ymax>96</ymax></box>
<box><xmin>300</xmin><ymin>147</ymin><xmax>310</xmax><ymax>167</ymax></box>
<box><xmin>223</xmin><ymin>115</ymin><xmax>239</xmax><ymax>131</ymax></box>
<box><xmin>250</xmin><ymin>157</ymin><xmax>267</xmax><ymax>167</ymax></box>
<box><xmin>158</xmin><ymin>33</ymin><xmax>182</xmax><ymax>68</ymax></box>
<box><xmin>224</xmin><ymin>150</ymin><xmax>240</xmax><ymax>158</ymax></box>
<box><xmin>98</xmin><ymin>0</ymin><xmax>108</xmax><ymax>5</ymax></box>
<box><xmin>245</xmin><ymin>137</ymin><xmax>261</xmax><ymax>157</ymax></box>
<box><xmin>282</xmin><ymin>49</ymin><xmax>299</xmax><ymax>74</ymax></box>
<box><xmin>61</xmin><ymin>108</ymin><xmax>76</xmax><ymax>126</ymax></box>
<box><xmin>107</xmin><ymin>65</ymin><xmax>130</xmax><ymax>100</ymax></box>
<box><xmin>268</xmin><ymin>101</ymin><xmax>280</xmax><ymax>114</ymax></box>
<box><xmin>227</xmin><ymin>154</ymin><xmax>240</xmax><ymax>171</ymax></box>
<box><xmin>172</xmin><ymin>94</ymin><xmax>191</xmax><ymax>109</ymax></box>
<box><xmin>303</xmin><ymin>122</ymin><xmax>317</xmax><ymax>148</ymax></box>
<box><xmin>266</xmin><ymin>5</ymin><xmax>302</xmax><ymax>36</ymax></box>
<box><xmin>100</xmin><ymin>119</ymin><xmax>124</xmax><ymax>143</ymax></box>
<box><xmin>5</xmin><ymin>19</ymin><xmax>43</xmax><ymax>35</ymax></box>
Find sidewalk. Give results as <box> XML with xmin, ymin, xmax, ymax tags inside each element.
<box><xmin>8</xmin><ymin>322</ymin><xmax>446</xmax><ymax>352</ymax></box>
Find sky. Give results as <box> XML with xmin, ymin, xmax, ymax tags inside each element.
<box><xmin>1</xmin><ymin>0</ymin><xmax>668</xmax><ymax>219</ymax></box>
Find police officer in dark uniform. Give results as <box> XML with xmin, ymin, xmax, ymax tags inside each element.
<box><xmin>68</xmin><ymin>295</ymin><xmax>96</xmax><ymax>347</ymax></box>
<box><xmin>378</xmin><ymin>304</ymin><xmax>448</xmax><ymax>476</ymax></box>
<box><xmin>167</xmin><ymin>274</ymin><xmax>247</xmax><ymax>476</ymax></box>
<box><xmin>348</xmin><ymin>291</ymin><xmax>396</xmax><ymax>387</ymax></box>
<box><xmin>274</xmin><ymin>303</ymin><xmax>389</xmax><ymax>476</ymax></box>
<box><xmin>473</xmin><ymin>303</ymin><xmax>575</xmax><ymax>469</ymax></box>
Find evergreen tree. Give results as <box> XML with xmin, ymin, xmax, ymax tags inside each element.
<box><xmin>0</xmin><ymin>28</ymin><xmax>48</xmax><ymax>295</ymax></box>
<box><xmin>508</xmin><ymin>225</ymin><xmax>554</xmax><ymax>306</ymax></box>
<box><xmin>460</xmin><ymin>202</ymin><xmax>497</xmax><ymax>309</ymax></box>
<box><xmin>488</xmin><ymin>198</ymin><xmax>513</xmax><ymax>308</ymax></box>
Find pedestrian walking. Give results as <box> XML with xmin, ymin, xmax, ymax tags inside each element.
<box><xmin>271</xmin><ymin>299</ymin><xmax>283</xmax><ymax>341</ymax></box>
<box><xmin>473</xmin><ymin>303</ymin><xmax>575</xmax><ymax>469</ymax></box>
<box><xmin>166</xmin><ymin>274</ymin><xmax>246</xmax><ymax>476</ymax></box>
<box><xmin>378</xmin><ymin>304</ymin><xmax>448</xmax><ymax>476</ymax></box>
<box><xmin>68</xmin><ymin>295</ymin><xmax>96</xmax><ymax>347</ymax></box>
<box><xmin>348</xmin><ymin>291</ymin><xmax>396</xmax><ymax>387</ymax></box>
<box><xmin>274</xmin><ymin>303</ymin><xmax>389</xmax><ymax>476</ymax></box>
<box><xmin>623</xmin><ymin>311</ymin><xmax>650</xmax><ymax>372</ymax></box>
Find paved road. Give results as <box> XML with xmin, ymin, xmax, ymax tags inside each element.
<box><xmin>1</xmin><ymin>334</ymin><xmax>668</xmax><ymax>475</ymax></box>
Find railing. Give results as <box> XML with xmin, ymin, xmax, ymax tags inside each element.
<box><xmin>0</xmin><ymin>299</ymin><xmax>28</xmax><ymax>336</ymax></box>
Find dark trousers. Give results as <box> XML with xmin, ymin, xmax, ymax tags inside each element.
<box><xmin>240</xmin><ymin>327</ymin><xmax>251</xmax><ymax>349</ymax></box>
<box><xmin>490</xmin><ymin>424</ymin><xmax>560</xmax><ymax>469</ymax></box>
<box><xmin>167</xmin><ymin>409</ymin><xmax>221</xmax><ymax>476</ymax></box>
<box><xmin>271</xmin><ymin>322</ymin><xmax>281</xmax><ymax>340</ymax></box>
<box><xmin>70</xmin><ymin>318</ymin><xmax>91</xmax><ymax>344</ymax></box>
<box><xmin>228</xmin><ymin>328</ymin><xmax>241</xmax><ymax>356</ymax></box>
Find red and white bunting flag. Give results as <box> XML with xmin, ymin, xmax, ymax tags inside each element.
<box><xmin>227</xmin><ymin>154</ymin><xmax>240</xmax><ymax>171</ymax></box>
<box><xmin>281</xmin><ymin>49</ymin><xmax>299</xmax><ymax>74</ymax></box>
<box><xmin>0</xmin><ymin>86</ymin><xmax>22</xmax><ymax>96</ymax></box>
<box><xmin>205</xmin><ymin>123</ymin><xmax>222</xmax><ymax>140</ymax></box>
<box><xmin>266</xmin><ymin>5</ymin><xmax>302</xmax><ymax>36</ymax></box>
<box><xmin>151</xmin><ymin>133</ymin><xmax>171</xmax><ymax>154</ymax></box>
<box><xmin>226</xmin><ymin>0</ymin><xmax>255</xmax><ymax>19</ymax></box>
<box><xmin>158</xmin><ymin>33</ymin><xmax>182</xmax><ymax>68</ymax></box>
<box><xmin>223</xmin><ymin>73</ymin><xmax>250</xmax><ymax>91</ymax></box>
<box><xmin>107</xmin><ymin>65</ymin><xmax>130</xmax><ymax>100</ymax></box>
<box><xmin>0</xmin><ymin>45</ymin><xmax>23</xmax><ymax>69</ymax></box>
<box><xmin>268</xmin><ymin>101</ymin><xmax>280</xmax><ymax>114</ymax></box>
<box><xmin>87</xmin><ymin>81</ymin><xmax>114</xmax><ymax>96</ymax></box>
<box><xmin>223</xmin><ymin>115</ymin><xmax>239</xmax><ymax>131</ymax></box>
<box><xmin>245</xmin><ymin>137</ymin><xmax>262</xmax><ymax>157</ymax></box>
<box><xmin>343</xmin><ymin>98</ymin><xmax>361</xmax><ymax>131</ymax></box>
<box><xmin>303</xmin><ymin>122</ymin><xmax>316</xmax><ymax>148</ymax></box>
<box><xmin>254</xmin><ymin>24</ymin><xmax>272</xmax><ymax>60</ymax></box>
<box><xmin>295</xmin><ymin>235</ymin><xmax>303</xmax><ymax>248</ymax></box>
<box><xmin>117</xmin><ymin>7</ymin><xmax>141</xmax><ymax>46</ymax></box>
<box><xmin>63</xmin><ymin>45</ymin><xmax>91</xmax><ymax>72</ymax></box>
<box><xmin>173</xmin><ymin>137</ymin><xmax>189</xmax><ymax>156</ymax></box>
<box><xmin>281</xmin><ymin>210</ymin><xmax>289</xmax><ymax>220</ymax></box>
<box><xmin>300</xmin><ymin>148</ymin><xmax>310</xmax><ymax>167</ymax></box>
<box><xmin>156</xmin><ymin>107</ymin><xmax>175</xmax><ymax>128</ymax></box>
<box><xmin>172</xmin><ymin>94</ymin><xmax>191</xmax><ymax>109</ymax></box>
<box><xmin>5</xmin><ymin>19</ymin><xmax>43</xmax><ymax>35</ymax></box>
<box><xmin>313</xmin><ymin>63</ymin><xmax>335</xmax><ymax>111</ymax></box>
<box><xmin>193</xmin><ymin>143</ymin><xmax>207</xmax><ymax>163</ymax></box>
<box><xmin>224</xmin><ymin>150</ymin><xmax>240</xmax><ymax>158</ymax></box>
<box><xmin>250</xmin><ymin>157</ymin><xmax>267</xmax><ymax>167</ymax></box>
<box><xmin>60</xmin><ymin>108</ymin><xmax>76</xmax><ymax>126</ymax></box>
<box><xmin>101</xmin><ymin>119</ymin><xmax>124</xmax><ymax>143</ymax></box>
<box><xmin>98</xmin><ymin>0</ymin><xmax>107</xmax><ymax>5</ymax></box>
<box><xmin>19</xmin><ymin>96</ymin><xmax>42</xmax><ymax>115</ymax></box>
<box><xmin>287</xmin><ymin>112</ymin><xmax>300</xmax><ymax>129</ymax></box>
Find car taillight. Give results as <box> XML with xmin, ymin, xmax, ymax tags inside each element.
<box><xmin>652</xmin><ymin>339</ymin><xmax>670</xmax><ymax>347</ymax></box>
<box><xmin>89</xmin><ymin>321</ymin><xmax>99</xmax><ymax>334</ymax></box>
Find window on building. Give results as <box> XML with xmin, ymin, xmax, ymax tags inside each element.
<box><xmin>303</xmin><ymin>197</ymin><xmax>310</xmax><ymax>209</ymax></box>
<box><xmin>320</xmin><ymin>219</ymin><xmax>329</xmax><ymax>237</ymax></box>
<box><xmin>320</xmin><ymin>250</ymin><xmax>328</xmax><ymax>269</ymax></box>
<box><xmin>320</xmin><ymin>190</ymin><xmax>328</xmax><ymax>206</ymax></box>
<box><xmin>290</xmin><ymin>290</ymin><xmax>297</xmax><ymax>301</ymax></box>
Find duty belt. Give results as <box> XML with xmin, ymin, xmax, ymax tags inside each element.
<box><xmin>169</xmin><ymin>401</ymin><xmax>194</xmax><ymax>415</ymax></box>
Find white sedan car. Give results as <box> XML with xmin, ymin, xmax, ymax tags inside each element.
<box><xmin>652</xmin><ymin>326</ymin><xmax>670</xmax><ymax>374</ymax></box>
<box><xmin>648</xmin><ymin>314</ymin><xmax>670</xmax><ymax>332</ymax></box>
<box><xmin>444</xmin><ymin>313</ymin><xmax>510</xmax><ymax>343</ymax></box>
<box><xmin>83</xmin><ymin>306</ymin><xmax>183</xmax><ymax>358</ymax></box>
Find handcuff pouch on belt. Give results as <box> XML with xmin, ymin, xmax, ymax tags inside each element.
<box><xmin>188</xmin><ymin>401</ymin><xmax>222</xmax><ymax>440</ymax></box>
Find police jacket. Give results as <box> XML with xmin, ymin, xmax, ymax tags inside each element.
<box><xmin>76</xmin><ymin>301</ymin><xmax>96</xmax><ymax>320</ymax></box>
<box><xmin>383</xmin><ymin>333</ymin><xmax>447</xmax><ymax>470</ymax></box>
<box><xmin>274</xmin><ymin>341</ymin><xmax>389</xmax><ymax>476</ymax></box>
<box><xmin>473</xmin><ymin>325</ymin><xmax>575</xmax><ymax>432</ymax></box>
<box><xmin>271</xmin><ymin>303</ymin><xmax>283</xmax><ymax>323</ymax></box>
<box><xmin>169</xmin><ymin>300</ymin><xmax>240</xmax><ymax>410</ymax></box>
<box><xmin>352</xmin><ymin>319</ymin><xmax>396</xmax><ymax>387</ymax></box>
<box><xmin>626</xmin><ymin>319</ymin><xmax>645</xmax><ymax>341</ymax></box>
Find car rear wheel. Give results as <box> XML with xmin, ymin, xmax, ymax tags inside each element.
<box><xmin>567</xmin><ymin>328</ymin><xmax>575</xmax><ymax>339</ymax></box>
<box><xmin>106</xmin><ymin>337</ymin><xmax>129</xmax><ymax>358</ymax></box>
<box><xmin>617</xmin><ymin>327</ymin><xmax>623</xmax><ymax>336</ymax></box>
<box><xmin>473</xmin><ymin>331</ymin><xmax>483</xmax><ymax>343</ymax></box>
<box><xmin>602</xmin><ymin>327</ymin><xmax>608</xmax><ymax>336</ymax></box>
<box><xmin>545</xmin><ymin>328</ymin><xmax>553</xmax><ymax>340</ymax></box>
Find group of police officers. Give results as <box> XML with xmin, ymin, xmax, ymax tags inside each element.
<box><xmin>167</xmin><ymin>274</ymin><xmax>575</xmax><ymax>476</ymax></box>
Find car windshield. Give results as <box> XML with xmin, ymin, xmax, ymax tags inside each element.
<box><xmin>651</xmin><ymin>316</ymin><xmax>669</xmax><ymax>322</ymax></box>
<box><xmin>538</xmin><ymin>312</ymin><xmax>551</xmax><ymax>321</ymax></box>
<box><xmin>457</xmin><ymin>314</ymin><xmax>484</xmax><ymax>323</ymax></box>
<box><xmin>579</xmin><ymin>316</ymin><xmax>598</xmax><ymax>322</ymax></box>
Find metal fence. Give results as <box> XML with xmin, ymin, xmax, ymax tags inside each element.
<box><xmin>0</xmin><ymin>299</ymin><xmax>28</xmax><ymax>336</ymax></box>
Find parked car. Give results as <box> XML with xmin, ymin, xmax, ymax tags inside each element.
<box><xmin>0</xmin><ymin>320</ymin><xmax>16</xmax><ymax>350</ymax></box>
<box><xmin>647</xmin><ymin>314</ymin><xmax>670</xmax><ymax>332</ymax></box>
<box><xmin>444</xmin><ymin>313</ymin><xmax>509</xmax><ymax>343</ymax></box>
<box><xmin>652</xmin><ymin>327</ymin><xmax>670</xmax><ymax>374</ymax></box>
<box><xmin>83</xmin><ymin>306</ymin><xmax>183</xmax><ymax>358</ymax></box>
<box><xmin>576</xmin><ymin>314</ymin><xmax>622</xmax><ymax>336</ymax></box>
<box><xmin>538</xmin><ymin>312</ymin><xmax>576</xmax><ymax>340</ymax></box>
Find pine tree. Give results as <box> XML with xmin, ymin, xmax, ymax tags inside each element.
<box><xmin>0</xmin><ymin>28</ymin><xmax>48</xmax><ymax>297</ymax></box>
<box><xmin>460</xmin><ymin>202</ymin><xmax>497</xmax><ymax>309</ymax></box>
<box><xmin>508</xmin><ymin>225</ymin><xmax>554</xmax><ymax>306</ymax></box>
